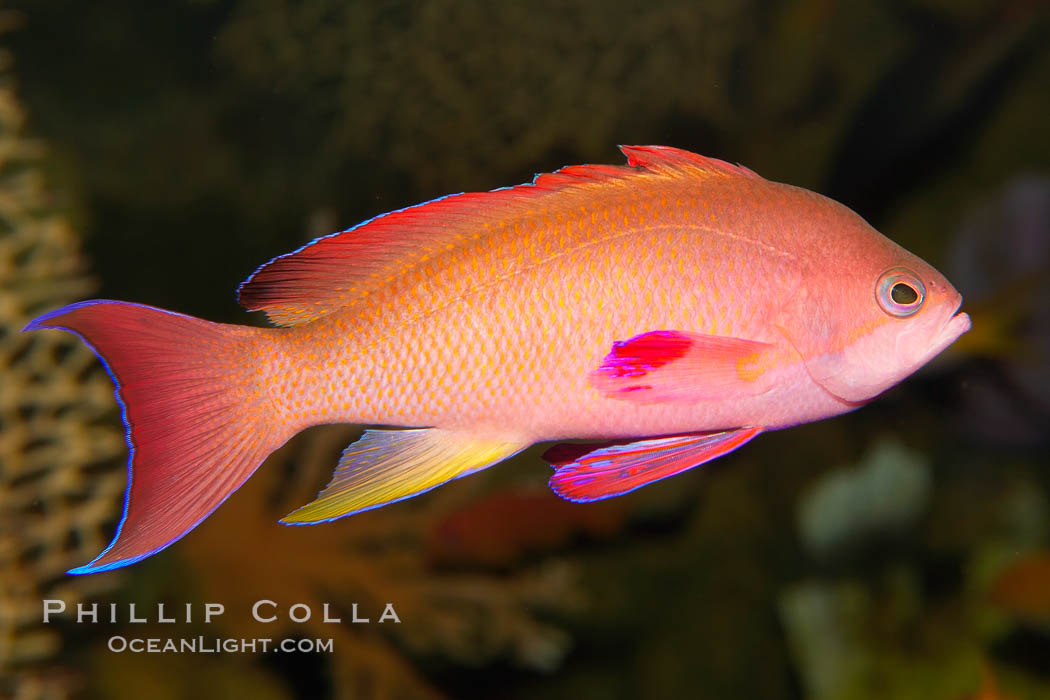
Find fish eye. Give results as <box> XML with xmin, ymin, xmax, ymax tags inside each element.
<box><xmin>891</xmin><ymin>283</ymin><xmax>918</xmax><ymax>304</ymax></box>
<box><xmin>876</xmin><ymin>268</ymin><xmax>925</xmax><ymax>318</ymax></box>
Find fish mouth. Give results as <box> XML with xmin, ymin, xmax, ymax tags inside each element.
<box><xmin>941</xmin><ymin>311</ymin><xmax>971</xmax><ymax>345</ymax></box>
<box><xmin>933</xmin><ymin>299</ymin><xmax>971</xmax><ymax>354</ymax></box>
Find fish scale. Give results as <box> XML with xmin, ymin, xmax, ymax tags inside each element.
<box><xmin>291</xmin><ymin>199</ymin><xmax>794</xmax><ymax>435</ymax></box>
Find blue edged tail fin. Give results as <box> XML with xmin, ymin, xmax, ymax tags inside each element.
<box><xmin>24</xmin><ymin>300</ymin><xmax>283</xmax><ymax>574</ymax></box>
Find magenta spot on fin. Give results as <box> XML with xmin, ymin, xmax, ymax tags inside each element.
<box><xmin>596</xmin><ymin>330</ymin><xmax>693</xmax><ymax>380</ymax></box>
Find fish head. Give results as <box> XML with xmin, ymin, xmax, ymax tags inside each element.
<box><xmin>779</xmin><ymin>234</ymin><xmax>971</xmax><ymax>405</ymax></box>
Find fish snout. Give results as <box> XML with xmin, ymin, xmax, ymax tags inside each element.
<box><xmin>930</xmin><ymin>293</ymin><xmax>971</xmax><ymax>356</ymax></box>
<box><xmin>942</xmin><ymin>310</ymin><xmax>972</xmax><ymax>344</ymax></box>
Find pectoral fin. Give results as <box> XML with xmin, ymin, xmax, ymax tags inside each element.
<box><xmin>282</xmin><ymin>428</ymin><xmax>528</xmax><ymax>523</ymax></box>
<box><xmin>589</xmin><ymin>330</ymin><xmax>777</xmax><ymax>403</ymax></box>
<box><xmin>546</xmin><ymin>427</ymin><xmax>762</xmax><ymax>502</ymax></box>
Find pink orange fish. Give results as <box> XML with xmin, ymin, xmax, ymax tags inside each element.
<box><xmin>24</xmin><ymin>146</ymin><xmax>971</xmax><ymax>574</ymax></box>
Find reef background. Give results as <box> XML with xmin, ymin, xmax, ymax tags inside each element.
<box><xmin>1</xmin><ymin>1</ymin><xmax>1049</xmax><ymax>698</ymax></box>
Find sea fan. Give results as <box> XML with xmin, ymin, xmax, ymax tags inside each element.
<box><xmin>0</xmin><ymin>61</ymin><xmax>125</xmax><ymax>698</ymax></box>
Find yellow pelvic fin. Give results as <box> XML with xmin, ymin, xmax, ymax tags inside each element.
<box><xmin>281</xmin><ymin>428</ymin><xmax>529</xmax><ymax>524</ymax></box>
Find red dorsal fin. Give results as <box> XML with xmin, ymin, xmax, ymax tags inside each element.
<box><xmin>238</xmin><ymin>146</ymin><xmax>763</xmax><ymax>326</ymax></box>
<box><xmin>619</xmin><ymin>145</ymin><xmax>761</xmax><ymax>179</ymax></box>
<box><xmin>239</xmin><ymin>169</ymin><xmax>627</xmax><ymax>326</ymax></box>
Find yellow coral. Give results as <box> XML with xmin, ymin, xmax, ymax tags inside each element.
<box><xmin>0</xmin><ymin>67</ymin><xmax>125</xmax><ymax>697</ymax></box>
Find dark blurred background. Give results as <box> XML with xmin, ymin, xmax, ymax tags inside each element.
<box><xmin>1</xmin><ymin>1</ymin><xmax>1049</xmax><ymax>698</ymax></box>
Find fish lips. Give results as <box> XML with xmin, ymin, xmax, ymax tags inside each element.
<box><xmin>911</xmin><ymin>298</ymin><xmax>971</xmax><ymax>362</ymax></box>
<box><xmin>938</xmin><ymin>310</ymin><xmax>972</xmax><ymax>350</ymax></box>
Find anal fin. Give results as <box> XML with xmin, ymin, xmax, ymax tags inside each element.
<box><xmin>546</xmin><ymin>427</ymin><xmax>762</xmax><ymax>502</ymax></box>
<box><xmin>282</xmin><ymin>428</ymin><xmax>528</xmax><ymax>523</ymax></box>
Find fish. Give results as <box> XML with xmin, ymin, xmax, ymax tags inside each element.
<box><xmin>22</xmin><ymin>146</ymin><xmax>971</xmax><ymax>574</ymax></box>
<box><xmin>988</xmin><ymin>551</ymin><xmax>1050</xmax><ymax>623</ymax></box>
<box><xmin>426</xmin><ymin>488</ymin><xmax>627</xmax><ymax>569</ymax></box>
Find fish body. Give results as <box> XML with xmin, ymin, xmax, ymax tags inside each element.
<box><xmin>277</xmin><ymin>168</ymin><xmax>817</xmax><ymax>437</ymax></box>
<box><xmin>24</xmin><ymin>146</ymin><xmax>970</xmax><ymax>573</ymax></box>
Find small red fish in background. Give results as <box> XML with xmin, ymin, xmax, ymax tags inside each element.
<box><xmin>988</xmin><ymin>552</ymin><xmax>1050</xmax><ymax>622</ymax></box>
<box><xmin>23</xmin><ymin>146</ymin><xmax>971</xmax><ymax>574</ymax></box>
<box><xmin>426</xmin><ymin>488</ymin><xmax>626</xmax><ymax>570</ymax></box>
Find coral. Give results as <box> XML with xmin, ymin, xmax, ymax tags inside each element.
<box><xmin>797</xmin><ymin>440</ymin><xmax>932</xmax><ymax>561</ymax></box>
<box><xmin>778</xmin><ymin>570</ymin><xmax>1050</xmax><ymax>700</ymax></box>
<box><xmin>781</xmin><ymin>438</ymin><xmax>1050</xmax><ymax>700</ymax></box>
<box><xmin>0</xmin><ymin>57</ymin><xmax>125</xmax><ymax>697</ymax></box>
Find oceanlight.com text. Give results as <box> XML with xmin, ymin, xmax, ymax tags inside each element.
<box><xmin>107</xmin><ymin>635</ymin><xmax>334</xmax><ymax>654</ymax></box>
